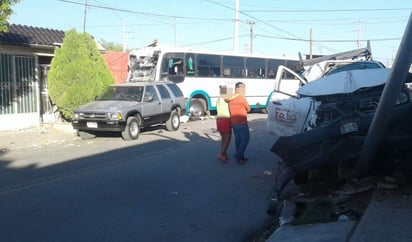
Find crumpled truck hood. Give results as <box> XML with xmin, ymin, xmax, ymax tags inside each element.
<box><xmin>297</xmin><ymin>68</ymin><xmax>391</xmax><ymax>97</ymax></box>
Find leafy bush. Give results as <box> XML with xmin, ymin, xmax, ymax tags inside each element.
<box><xmin>48</xmin><ymin>29</ymin><xmax>114</xmax><ymax>120</ymax></box>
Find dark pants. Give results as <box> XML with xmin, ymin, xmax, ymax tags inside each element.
<box><xmin>232</xmin><ymin>124</ymin><xmax>250</xmax><ymax>160</ymax></box>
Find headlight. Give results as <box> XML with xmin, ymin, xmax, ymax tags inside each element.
<box><xmin>73</xmin><ymin>113</ymin><xmax>79</xmax><ymax>120</ymax></box>
<box><xmin>107</xmin><ymin>112</ymin><xmax>122</xmax><ymax>120</ymax></box>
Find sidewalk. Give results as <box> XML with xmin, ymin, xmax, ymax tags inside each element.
<box><xmin>267</xmin><ymin>184</ymin><xmax>412</xmax><ymax>242</ymax></box>
<box><xmin>0</xmin><ymin>123</ymin><xmax>76</xmax><ymax>151</ymax></box>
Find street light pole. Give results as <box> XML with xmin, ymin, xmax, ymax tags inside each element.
<box><xmin>112</xmin><ymin>10</ymin><xmax>127</xmax><ymax>52</ymax></box>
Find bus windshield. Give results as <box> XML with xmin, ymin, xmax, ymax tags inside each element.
<box><xmin>128</xmin><ymin>50</ymin><xmax>158</xmax><ymax>82</ymax></box>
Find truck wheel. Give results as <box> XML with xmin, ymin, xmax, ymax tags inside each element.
<box><xmin>165</xmin><ymin>110</ymin><xmax>180</xmax><ymax>131</ymax></box>
<box><xmin>78</xmin><ymin>130</ymin><xmax>96</xmax><ymax>140</ymax></box>
<box><xmin>121</xmin><ymin>116</ymin><xmax>140</xmax><ymax>140</ymax></box>
<box><xmin>189</xmin><ymin>98</ymin><xmax>206</xmax><ymax>121</ymax></box>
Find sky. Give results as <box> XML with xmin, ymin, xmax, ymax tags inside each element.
<box><xmin>9</xmin><ymin>0</ymin><xmax>412</xmax><ymax>67</ymax></box>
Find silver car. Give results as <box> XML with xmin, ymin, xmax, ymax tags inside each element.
<box><xmin>72</xmin><ymin>81</ymin><xmax>186</xmax><ymax>140</ymax></box>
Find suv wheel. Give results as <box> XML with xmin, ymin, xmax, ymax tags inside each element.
<box><xmin>166</xmin><ymin>110</ymin><xmax>180</xmax><ymax>131</ymax></box>
<box><xmin>121</xmin><ymin>116</ymin><xmax>140</xmax><ymax>140</ymax></box>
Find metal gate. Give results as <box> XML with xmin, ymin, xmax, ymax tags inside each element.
<box><xmin>39</xmin><ymin>64</ymin><xmax>55</xmax><ymax>123</ymax></box>
<box><xmin>0</xmin><ymin>53</ymin><xmax>37</xmax><ymax>115</ymax></box>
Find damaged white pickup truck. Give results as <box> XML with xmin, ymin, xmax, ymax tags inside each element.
<box><xmin>266</xmin><ymin>47</ymin><xmax>412</xmax><ymax>201</ymax></box>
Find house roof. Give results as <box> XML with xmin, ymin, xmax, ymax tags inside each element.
<box><xmin>0</xmin><ymin>24</ymin><xmax>65</xmax><ymax>47</ymax></box>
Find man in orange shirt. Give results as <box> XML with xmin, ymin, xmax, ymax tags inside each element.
<box><xmin>228</xmin><ymin>82</ymin><xmax>251</xmax><ymax>164</ymax></box>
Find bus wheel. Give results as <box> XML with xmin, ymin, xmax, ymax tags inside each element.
<box><xmin>189</xmin><ymin>98</ymin><xmax>206</xmax><ymax>121</ymax></box>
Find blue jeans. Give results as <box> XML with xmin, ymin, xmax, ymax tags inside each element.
<box><xmin>232</xmin><ymin>124</ymin><xmax>250</xmax><ymax>160</ymax></box>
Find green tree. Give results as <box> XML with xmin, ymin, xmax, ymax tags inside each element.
<box><xmin>0</xmin><ymin>0</ymin><xmax>20</xmax><ymax>32</ymax></box>
<box><xmin>100</xmin><ymin>39</ymin><xmax>124</xmax><ymax>52</ymax></box>
<box><xmin>48</xmin><ymin>29</ymin><xmax>114</xmax><ymax>120</ymax></box>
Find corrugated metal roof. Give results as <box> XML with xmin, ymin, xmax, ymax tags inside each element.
<box><xmin>0</xmin><ymin>24</ymin><xmax>65</xmax><ymax>47</ymax></box>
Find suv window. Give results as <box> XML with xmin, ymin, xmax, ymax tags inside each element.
<box><xmin>157</xmin><ymin>84</ymin><xmax>171</xmax><ymax>99</ymax></box>
<box><xmin>167</xmin><ymin>83</ymin><xmax>184</xmax><ymax>97</ymax></box>
<box><xmin>144</xmin><ymin>85</ymin><xmax>158</xmax><ymax>102</ymax></box>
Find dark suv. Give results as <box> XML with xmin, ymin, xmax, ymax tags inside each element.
<box><xmin>72</xmin><ymin>81</ymin><xmax>186</xmax><ymax>140</ymax></box>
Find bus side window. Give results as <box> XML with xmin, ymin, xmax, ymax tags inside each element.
<box><xmin>168</xmin><ymin>58</ymin><xmax>183</xmax><ymax>75</ymax></box>
<box><xmin>211</xmin><ymin>67</ymin><xmax>220</xmax><ymax>77</ymax></box>
<box><xmin>223</xmin><ymin>56</ymin><xmax>244</xmax><ymax>78</ymax></box>
<box><xmin>246</xmin><ymin>58</ymin><xmax>265</xmax><ymax>78</ymax></box>
<box><xmin>197</xmin><ymin>54</ymin><xmax>221</xmax><ymax>77</ymax></box>
<box><xmin>186</xmin><ymin>55</ymin><xmax>195</xmax><ymax>76</ymax></box>
<box><xmin>268</xmin><ymin>59</ymin><xmax>284</xmax><ymax>79</ymax></box>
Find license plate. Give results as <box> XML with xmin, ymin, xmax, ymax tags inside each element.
<box><xmin>340</xmin><ymin>121</ymin><xmax>358</xmax><ymax>135</ymax></box>
<box><xmin>275</xmin><ymin>108</ymin><xmax>297</xmax><ymax>124</ymax></box>
<box><xmin>87</xmin><ymin>122</ymin><xmax>98</xmax><ymax>128</ymax></box>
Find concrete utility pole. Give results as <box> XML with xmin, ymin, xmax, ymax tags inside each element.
<box><xmin>309</xmin><ymin>28</ymin><xmax>313</xmax><ymax>59</ymax></box>
<box><xmin>121</xmin><ymin>19</ymin><xmax>127</xmax><ymax>52</ymax></box>
<box><xmin>83</xmin><ymin>0</ymin><xmax>88</xmax><ymax>33</ymax></box>
<box><xmin>246</xmin><ymin>20</ymin><xmax>255</xmax><ymax>53</ymax></box>
<box><xmin>173</xmin><ymin>17</ymin><xmax>177</xmax><ymax>47</ymax></box>
<box><xmin>233</xmin><ymin>0</ymin><xmax>239</xmax><ymax>52</ymax></box>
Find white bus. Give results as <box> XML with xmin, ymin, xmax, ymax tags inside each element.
<box><xmin>126</xmin><ymin>44</ymin><xmax>299</xmax><ymax>119</ymax></box>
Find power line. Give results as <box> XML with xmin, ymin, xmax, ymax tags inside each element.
<box><xmin>183</xmin><ymin>34</ymin><xmax>248</xmax><ymax>47</ymax></box>
<box><xmin>263</xmin><ymin>16</ymin><xmax>409</xmax><ymax>24</ymax></box>
<box><xmin>205</xmin><ymin>0</ymin><xmax>300</xmax><ymax>39</ymax></box>
<box><xmin>59</xmin><ymin>0</ymin><xmax>234</xmax><ymax>21</ymax></box>
<box><xmin>256</xmin><ymin>34</ymin><xmax>401</xmax><ymax>43</ymax></box>
<box><xmin>243</xmin><ymin>8</ymin><xmax>412</xmax><ymax>13</ymax></box>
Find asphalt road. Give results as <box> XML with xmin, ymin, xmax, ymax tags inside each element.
<box><xmin>0</xmin><ymin>113</ymin><xmax>279</xmax><ymax>242</ymax></box>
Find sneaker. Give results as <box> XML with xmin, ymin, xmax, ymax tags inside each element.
<box><xmin>217</xmin><ymin>153</ymin><xmax>229</xmax><ymax>163</ymax></box>
<box><xmin>234</xmin><ymin>154</ymin><xmax>246</xmax><ymax>164</ymax></box>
